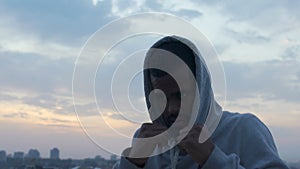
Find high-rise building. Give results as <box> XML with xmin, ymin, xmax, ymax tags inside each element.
<box><xmin>110</xmin><ymin>154</ymin><xmax>117</xmax><ymax>161</ymax></box>
<box><xmin>0</xmin><ymin>150</ymin><xmax>6</xmax><ymax>162</ymax></box>
<box><xmin>13</xmin><ymin>152</ymin><xmax>24</xmax><ymax>159</ymax></box>
<box><xmin>50</xmin><ymin>148</ymin><xmax>59</xmax><ymax>159</ymax></box>
<box><xmin>27</xmin><ymin>149</ymin><xmax>40</xmax><ymax>159</ymax></box>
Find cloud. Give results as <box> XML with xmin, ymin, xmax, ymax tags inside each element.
<box><xmin>269</xmin><ymin>125</ymin><xmax>300</xmax><ymax>162</ymax></box>
<box><xmin>2</xmin><ymin>112</ymin><xmax>28</xmax><ymax>119</ymax></box>
<box><xmin>0</xmin><ymin>36</ymin><xmax>151</xmax><ymax>120</ymax></box>
<box><xmin>224</xmin><ymin>59</ymin><xmax>300</xmax><ymax>103</ymax></box>
<box><xmin>0</xmin><ymin>4</ymin><xmax>298</xmax><ymax>124</ymax></box>
<box><xmin>0</xmin><ymin>12</ymin><xmax>79</xmax><ymax>59</ymax></box>
<box><xmin>0</xmin><ymin>0</ymin><xmax>119</xmax><ymax>61</ymax></box>
<box><xmin>0</xmin><ymin>100</ymin><xmax>79</xmax><ymax>131</ymax></box>
<box><xmin>224</xmin><ymin>28</ymin><xmax>270</xmax><ymax>44</ymax></box>
<box><xmin>144</xmin><ymin>0</ymin><xmax>164</xmax><ymax>12</ymax></box>
<box><xmin>43</xmin><ymin>123</ymin><xmax>75</xmax><ymax>129</ymax></box>
<box><xmin>2</xmin><ymin>30</ymin><xmax>298</xmax><ymax>125</ymax></box>
<box><xmin>196</xmin><ymin>0</ymin><xmax>300</xmax><ymax>35</ymax></box>
<box><xmin>92</xmin><ymin>0</ymin><xmax>104</xmax><ymax>6</ymax></box>
<box><xmin>109</xmin><ymin>0</ymin><xmax>148</xmax><ymax>17</ymax></box>
<box><xmin>106</xmin><ymin>0</ymin><xmax>203</xmax><ymax>21</ymax></box>
<box><xmin>282</xmin><ymin>44</ymin><xmax>300</xmax><ymax>60</ymax></box>
<box><xmin>166</xmin><ymin>0</ymin><xmax>299</xmax><ymax>63</ymax></box>
<box><xmin>0</xmin><ymin>51</ymin><xmax>73</xmax><ymax>94</ymax></box>
<box><xmin>23</xmin><ymin>94</ymin><xmax>75</xmax><ymax>116</ymax></box>
<box><xmin>195</xmin><ymin>0</ymin><xmax>298</xmax><ymax>23</ymax></box>
<box><xmin>0</xmin><ymin>0</ymin><xmax>114</xmax><ymax>42</ymax></box>
<box><xmin>173</xmin><ymin>9</ymin><xmax>203</xmax><ymax>19</ymax></box>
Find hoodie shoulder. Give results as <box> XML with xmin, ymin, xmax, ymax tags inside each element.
<box><xmin>215</xmin><ymin>111</ymin><xmax>274</xmax><ymax>140</ymax></box>
<box><xmin>221</xmin><ymin>111</ymin><xmax>262</xmax><ymax>126</ymax></box>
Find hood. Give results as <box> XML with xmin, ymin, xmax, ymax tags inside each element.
<box><xmin>143</xmin><ymin>36</ymin><xmax>222</xmax><ymax>132</ymax></box>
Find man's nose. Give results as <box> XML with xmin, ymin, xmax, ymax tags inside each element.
<box><xmin>167</xmin><ymin>99</ymin><xmax>180</xmax><ymax>114</ymax></box>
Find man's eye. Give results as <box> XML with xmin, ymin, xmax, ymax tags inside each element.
<box><xmin>175</xmin><ymin>91</ymin><xmax>187</xmax><ymax>99</ymax></box>
<box><xmin>157</xmin><ymin>95</ymin><xmax>165</xmax><ymax>100</ymax></box>
<box><xmin>181</xmin><ymin>92</ymin><xmax>187</xmax><ymax>98</ymax></box>
<box><xmin>154</xmin><ymin>92</ymin><xmax>165</xmax><ymax>100</ymax></box>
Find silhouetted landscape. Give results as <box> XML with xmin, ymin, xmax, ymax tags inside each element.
<box><xmin>0</xmin><ymin>149</ymin><xmax>118</xmax><ymax>169</ymax></box>
<box><xmin>0</xmin><ymin>148</ymin><xmax>299</xmax><ymax>169</ymax></box>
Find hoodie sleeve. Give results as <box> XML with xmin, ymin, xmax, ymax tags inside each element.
<box><xmin>202</xmin><ymin>114</ymin><xmax>289</xmax><ymax>169</ymax></box>
<box><xmin>114</xmin><ymin>152</ymin><xmax>144</xmax><ymax>169</ymax></box>
<box><xmin>114</xmin><ymin>129</ymin><xmax>146</xmax><ymax>169</ymax></box>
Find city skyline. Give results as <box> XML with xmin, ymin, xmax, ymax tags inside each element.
<box><xmin>0</xmin><ymin>148</ymin><xmax>118</xmax><ymax>169</ymax></box>
<box><xmin>0</xmin><ymin>148</ymin><xmax>114</xmax><ymax>160</ymax></box>
<box><xmin>1</xmin><ymin>148</ymin><xmax>299</xmax><ymax>169</ymax></box>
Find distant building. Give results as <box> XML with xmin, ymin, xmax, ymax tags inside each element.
<box><xmin>27</xmin><ymin>149</ymin><xmax>40</xmax><ymax>159</ymax></box>
<box><xmin>50</xmin><ymin>148</ymin><xmax>59</xmax><ymax>159</ymax></box>
<box><xmin>94</xmin><ymin>155</ymin><xmax>105</xmax><ymax>166</ymax></box>
<box><xmin>14</xmin><ymin>151</ymin><xmax>24</xmax><ymax>159</ymax></box>
<box><xmin>110</xmin><ymin>154</ymin><xmax>117</xmax><ymax>161</ymax></box>
<box><xmin>0</xmin><ymin>150</ymin><xmax>6</xmax><ymax>162</ymax></box>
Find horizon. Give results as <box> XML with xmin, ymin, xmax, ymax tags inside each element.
<box><xmin>0</xmin><ymin>148</ymin><xmax>113</xmax><ymax>160</ymax></box>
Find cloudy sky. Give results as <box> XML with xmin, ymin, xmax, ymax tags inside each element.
<box><xmin>0</xmin><ymin>0</ymin><xmax>299</xmax><ymax>162</ymax></box>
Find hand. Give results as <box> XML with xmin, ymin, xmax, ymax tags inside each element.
<box><xmin>177</xmin><ymin>125</ymin><xmax>215</xmax><ymax>166</ymax></box>
<box><xmin>125</xmin><ymin>123</ymin><xmax>168</xmax><ymax>167</ymax></box>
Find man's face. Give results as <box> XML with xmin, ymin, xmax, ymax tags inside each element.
<box><xmin>150</xmin><ymin>68</ymin><xmax>196</xmax><ymax>128</ymax></box>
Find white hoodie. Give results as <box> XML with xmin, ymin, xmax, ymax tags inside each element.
<box><xmin>115</xmin><ymin>36</ymin><xmax>289</xmax><ymax>169</ymax></box>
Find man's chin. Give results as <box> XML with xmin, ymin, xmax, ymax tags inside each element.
<box><xmin>168</xmin><ymin>120</ymin><xmax>188</xmax><ymax>129</ymax></box>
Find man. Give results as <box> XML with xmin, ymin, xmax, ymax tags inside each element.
<box><xmin>115</xmin><ymin>36</ymin><xmax>289</xmax><ymax>169</ymax></box>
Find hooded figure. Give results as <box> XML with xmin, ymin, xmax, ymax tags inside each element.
<box><xmin>116</xmin><ymin>36</ymin><xmax>289</xmax><ymax>169</ymax></box>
